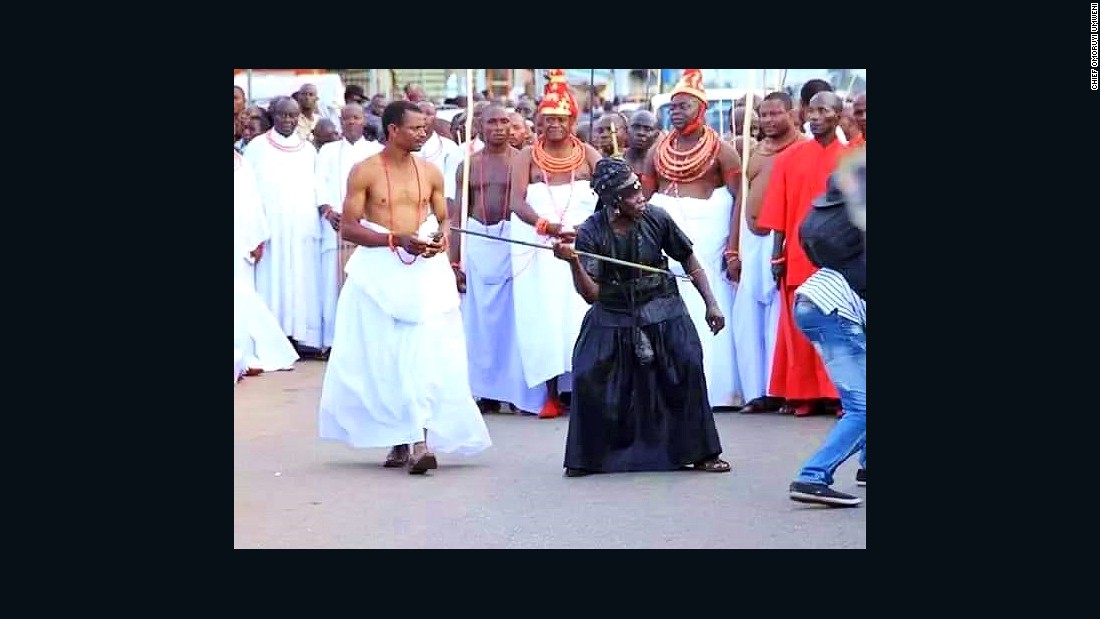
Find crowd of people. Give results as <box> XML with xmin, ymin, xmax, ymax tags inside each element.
<box><xmin>234</xmin><ymin>69</ymin><xmax>867</xmax><ymax>507</ymax></box>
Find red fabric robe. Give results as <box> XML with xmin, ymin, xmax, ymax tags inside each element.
<box><xmin>757</xmin><ymin>137</ymin><xmax>848</xmax><ymax>401</ymax></box>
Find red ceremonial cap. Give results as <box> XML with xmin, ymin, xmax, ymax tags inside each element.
<box><xmin>538</xmin><ymin>69</ymin><xmax>578</xmax><ymax>118</ymax></box>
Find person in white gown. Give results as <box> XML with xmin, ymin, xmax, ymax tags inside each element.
<box><xmin>315</xmin><ymin>103</ymin><xmax>383</xmax><ymax>352</ymax></box>
<box><xmin>234</xmin><ymin>149</ymin><xmax>298</xmax><ymax>382</ymax></box>
<box><xmin>506</xmin><ymin>70</ymin><xmax>603</xmax><ymax>419</ymax></box>
<box><xmin>642</xmin><ymin>70</ymin><xmax>743</xmax><ymax>408</ymax></box>
<box><xmin>243</xmin><ymin>96</ymin><xmax>322</xmax><ymax>353</ymax></box>
<box><xmin>413</xmin><ymin>101</ymin><xmax>463</xmax><ymax>202</ymax></box>
<box><xmin>319</xmin><ymin>101</ymin><xmax>491</xmax><ymax>475</ymax></box>
<box><xmin>729</xmin><ymin>93</ymin><xmax>805</xmax><ymax>412</ymax></box>
<box><xmin>452</xmin><ymin>105</ymin><xmax>547</xmax><ymax>415</ymax></box>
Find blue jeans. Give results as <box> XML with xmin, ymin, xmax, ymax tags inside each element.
<box><xmin>792</xmin><ymin>297</ymin><xmax>866</xmax><ymax>486</ymax></box>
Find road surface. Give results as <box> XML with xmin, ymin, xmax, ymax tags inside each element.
<box><xmin>234</xmin><ymin>360</ymin><xmax>866</xmax><ymax>549</ymax></box>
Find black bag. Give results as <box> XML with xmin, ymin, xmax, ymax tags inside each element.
<box><xmin>799</xmin><ymin>175</ymin><xmax>866</xmax><ymax>300</ymax></box>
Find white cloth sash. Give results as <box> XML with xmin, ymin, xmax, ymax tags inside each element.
<box><xmin>343</xmin><ymin>217</ymin><xmax>459</xmax><ymax>324</ymax></box>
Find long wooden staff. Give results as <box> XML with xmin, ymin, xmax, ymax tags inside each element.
<box><xmin>459</xmin><ymin>69</ymin><xmax>474</xmax><ymax>268</ymax></box>
<box><xmin>739</xmin><ymin>69</ymin><xmax>754</xmax><ymax>228</ymax></box>
<box><xmin>451</xmin><ymin>226</ymin><xmax>693</xmax><ymax>280</ymax></box>
<box><xmin>719</xmin><ymin>101</ymin><xmax>725</xmax><ymax>140</ymax></box>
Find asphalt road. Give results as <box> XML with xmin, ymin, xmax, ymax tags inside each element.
<box><xmin>234</xmin><ymin>360</ymin><xmax>866</xmax><ymax>549</ymax></box>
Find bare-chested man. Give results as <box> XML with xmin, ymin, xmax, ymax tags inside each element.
<box><xmin>624</xmin><ymin>110</ymin><xmax>659</xmax><ymax>175</ymax></box>
<box><xmin>641</xmin><ymin>69</ymin><xmax>744</xmax><ymax>409</ymax></box>
<box><xmin>449</xmin><ymin>105</ymin><xmax>547</xmax><ymax>416</ymax></box>
<box><xmin>593</xmin><ymin>112</ymin><xmax>629</xmax><ymax>157</ymax></box>
<box><xmin>727</xmin><ymin>107</ymin><xmax>759</xmax><ymax>154</ymax></box>
<box><xmin>318</xmin><ymin>100</ymin><xmax>491</xmax><ymax>475</ymax></box>
<box><xmin>508</xmin><ymin>69</ymin><xmax>602</xmax><ymax>419</ymax></box>
<box><xmin>731</xmin><ymin>91</ymin><xmax>807</xmax><ymax>414</ymax></box>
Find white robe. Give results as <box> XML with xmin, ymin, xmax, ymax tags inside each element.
<box><xmin>462</xmin><ymin>218</ymin><xmax>548</xmax><ymax>414</ymax></box>
<box><xmin>415</xmin><ymin>133</ymin><xmax>463</xmax><ymax>200</ymax></box>
<box><xmin>318</xmin><ymin>217</ymin><xmax>492</xmax><ymax>455</ymax></box>
<box><xmin>460</xmin><ymin>138</ymin><xmax>485</xmax><ymax>156</ymax></box>
<box><xmin>648</xmin><ymin>188</ymin><xmax>741</xmax><ymax>407</ymax></box>
<box><xmin>315</xmin><ymin>137</ymin><xmax>383</xmax><ymax>349</ymax></box>
<box><xmin>510</xmin><ymin>181</ymin><xmax>598</xmax><ymax>392</ymax></box>
<box><xmin>730</xmin><ymin>203</ymin><xmax>780</xmax><ymax>402</ymax></box>
<box><xmin>234</xmin><ymin>153</ymin><xmax>298</xmax><ymax>381</ymax></box>
<box><xmin>244</xmin><ymin>130</ymin><xmax>323</xmax><ymax>349</ymax></box>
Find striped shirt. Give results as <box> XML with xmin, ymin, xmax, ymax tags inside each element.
<box><xmin>796</xmin><ymin>268</ymin><xmax>866</xmax><ymax>327</ymax></box>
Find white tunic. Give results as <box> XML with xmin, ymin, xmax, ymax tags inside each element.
<box><xmin>243</xmin><ymin>130</ymin><xmax>322</xmax><ymax>349</ymax></box>
<box><xmin>314</xmin><ymin>137</ymin><xmax>383</xmax><ymax>348</ymax></box>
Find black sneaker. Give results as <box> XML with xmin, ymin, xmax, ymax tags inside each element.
<box><xmin>856</xmin><ymin>469</ymin><xmax>866</xmax><ymax>487</ymax></box>
<box><xmin>789</xmin><ymin>482</ymin><xmax>862</xmax><ymax>507</ymax></box>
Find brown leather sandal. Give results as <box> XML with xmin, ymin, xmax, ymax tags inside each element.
<box><xmin>692</xmin><ymin>458</ymin><xmax>732</xmax><ymax>473</ymax></box>
<box><xmin>407</xmin><ymin>451</ymin><xmax>438</xmax><ymax>475</ymax></box>
<box><xmin>383</xmin><ymin>446</ymin><xmax>409</xmax><ymax>468</ymax></box>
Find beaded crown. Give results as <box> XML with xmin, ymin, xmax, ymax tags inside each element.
<box><xmin>538</xmin><ymin>69</ymin><xmax>578</xmax><ymax>118</ymax></box>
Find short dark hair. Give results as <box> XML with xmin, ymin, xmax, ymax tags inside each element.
<box><xmin>763</xmin><ymin>91</ymin><xmax>794</xmax><ymax>110</ymax></box>
<box><xmin>381</xmin><ymin>100</ymin><xmax>422</xmax><ymax>137</ymax></box>
<box><xmin>800</xmin><ymin>79</ymin><xmax>833</xmax><ymax>106</ymax></box>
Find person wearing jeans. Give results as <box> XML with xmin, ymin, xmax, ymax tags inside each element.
<box><xmin>787</xmin><ymin>270</ymin><xmax>866</xmax><ymax>507</ymax></box>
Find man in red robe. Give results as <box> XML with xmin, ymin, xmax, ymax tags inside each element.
<box><xmin>757</xmin><ymin>91</ymin><xmax>848</xmax><ymax>416</ymax></box>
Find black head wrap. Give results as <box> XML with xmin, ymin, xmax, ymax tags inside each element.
<box><xmin>592</xmin><ymin>157</ymin><xmax>640</xmax><ymax>211</ymax></box>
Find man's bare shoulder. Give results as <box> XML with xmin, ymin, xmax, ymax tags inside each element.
<box><xmin>350</xmin><ymin>155</ymin><xmax>382</xmax><ymax>179</ymax></box>
<box><xmin>582</xmin><ymin>142</ymin><xmax>602</xmax><ymax>161</ymax></box>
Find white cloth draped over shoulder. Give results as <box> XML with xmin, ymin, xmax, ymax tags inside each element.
<box><xmin>462</xmin><ymin>218</ymin><xmax>548</xmax><ymax>414</ymax></box>
<box><xmin>509</xmin><ymin>181</ymin><xmax>598</xmax><ymax>391</ymax></box>
<box><xmin>414</xmin><ymin>132</ymin><xmax>463</xmax><ymax>200</ymax></box>
<box><xmin>234</xmin><ymin>151</ymin><xmax>298</xmax><ymax>381</ymax></box>
<box><xmin>315</xmin><ymin>137</ymin><xmax>382</xmax><ymax>349</ymax></box>
<box><xmin>318</xmin><ymin>217</ymin><xmax>491</xmax><ymax>455</ymax></box>
<box><xmin>648</xmin><ymin>187</ymin><xmax>741</xmax><ymax>407</ymax></box>
<box><xmin>244</xmin><ymin>130</ymin><xmax>322</xmax><ymax>349</ymax></box>
<box><xmin>730</xmin><ymin>199</ymin><xmax>780</xmax><ymax>401</ymax></box>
